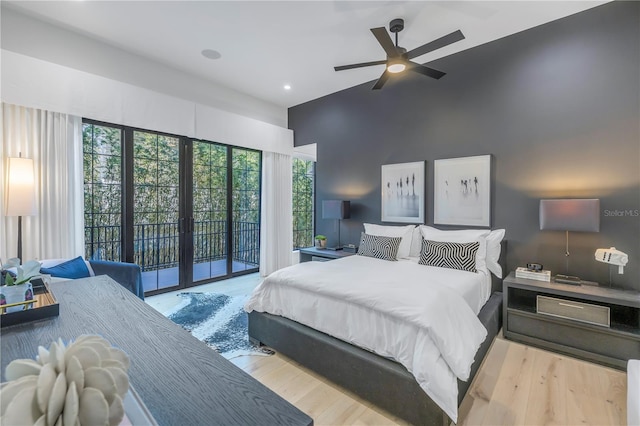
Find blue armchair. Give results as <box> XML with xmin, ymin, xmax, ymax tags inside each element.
<box><xmin>39</xmin><ymin>258</ymin><xmax>145</xmax><ymax>300</ymax></box>
<box><xmin>88</xmin><ymin>260</ymin><xmax>145</xmax><ymax>300</ymax></box>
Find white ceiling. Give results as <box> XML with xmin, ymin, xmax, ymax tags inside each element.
<box><xmin>4</xmin><ymin>1</ymin><xmax>608</xmax><ymax>109</ymax></box>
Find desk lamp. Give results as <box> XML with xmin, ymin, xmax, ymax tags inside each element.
<box><xmin>322</xmin><ymin>200</ymin><xmax>350</xmax><ymax>250</ymax></box>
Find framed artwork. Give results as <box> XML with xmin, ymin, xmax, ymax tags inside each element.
<box><xmin>381</xmin><ymin>161</ymin><xmax>425</xmax><ymax>223</ymax></box>
<box><xmin>434</xmin><ymin>154</ymin><xmax>491</xmax><ymax>227</ymax></box>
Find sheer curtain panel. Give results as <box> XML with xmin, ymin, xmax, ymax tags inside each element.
<box><xmin>259</xmin><ymin>151</ymin><xmax>293</xmax><ymax>276</ymax></box>
<box><xmin>1</xmin><ymin>103</ymin><xmax>84</xmax><ymax>262</ymax></box>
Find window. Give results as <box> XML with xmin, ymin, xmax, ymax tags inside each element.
<box><xmin>231</xmin><ymin>148</ymin><xmax>262</xmax><ymax>271</ymax></box>
<box><xmin>83</xmin><ymin>122</ymin><xmax>123</xmax><ymax>261</ymax></box>
<box><xmin>82</xmin><ymin>119</ymin><xmax>261</xmax><ymax>295</ymax></box>
<box><xmin>292</xmin><ymin>158</ymin><xmax>315</xmax><ymax>250</ymax></box>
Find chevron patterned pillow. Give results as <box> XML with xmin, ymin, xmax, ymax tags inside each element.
<box><xmin>357</xmin><ymin>232</ymin><xmax>401</xmax><ymax>261</ymax></box>
<box><xmin>419</xmin><ymin>239</ymin><xmax>480</xmax><ymax>272</ymax></box>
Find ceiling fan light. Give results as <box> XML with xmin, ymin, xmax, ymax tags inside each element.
<box><xmin>387</xmin><ymin>62</ymin><xmax>406</xmax><ymax>73</ymax></box>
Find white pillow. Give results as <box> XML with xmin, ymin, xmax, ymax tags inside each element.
<box><xmin>485</xmin><ymin>229</ymin><xmax>505</xmax><ymax>278</ymax></box>
<box><xmin>363</xmin><ymin>224</ymin><xmax>415</xmax><ymax>259</ymax></box>
<box><xmin>409</xmin><ymin>226</ymin><xmax>423</xmax><ymax>258</ymax></box>
<box><xmin>419</xmin><ymin>226</ymin><xmax>490</xmax><ymax>276</ymax></box>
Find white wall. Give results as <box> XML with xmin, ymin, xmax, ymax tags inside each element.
<box><xmin>1</xmin><ymin>51</ymin><xmax>293</xmax><ymax>155</ymax></box>
<box><xmin>0</xmin><ymin>6</ymin><xmax>287</xmax><ymax>128</ymax></box>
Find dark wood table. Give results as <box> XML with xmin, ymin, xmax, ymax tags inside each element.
<box><xmin>1</xmin><ymin>276</ymin><xmax>313</xmax><ymax>426</ymax></box>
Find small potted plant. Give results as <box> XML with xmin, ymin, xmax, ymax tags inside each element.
<box><xmin>314</xmin><ymin>235</ymin><xmax>327</xmax><ymax>249</ymax></box>
<box><xmin>1</xmin><ymin>258</ymin><xmax>42</xmax><ymax>313</ymax></box>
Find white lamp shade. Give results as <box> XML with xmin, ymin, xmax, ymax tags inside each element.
<box><xmin>5</xmin><ymin>157</ymin><xmax>37</xmax><ymax>216</ymax></box>
<box><xmin>539</xmin><ymin>199</ymin><xmax>600</xmax><ymax>232</ymax></box>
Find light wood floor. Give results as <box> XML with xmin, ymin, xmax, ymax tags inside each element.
<box><xmin>147</xmin><ymin>275</ymin><xmax>628</xmax><ymax>425</ymax></box>
<box><xmin>232</xmin><ymin>336</ymin><xmax>627</xmax><ymax>426</ymax></box>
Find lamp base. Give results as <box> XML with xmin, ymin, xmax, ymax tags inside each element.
<box><xmin>554</xmin><ymin>274</ymin><xmax>582</xmax><ymax>285</ymax></box>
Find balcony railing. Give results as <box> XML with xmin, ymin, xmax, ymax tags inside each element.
<box><xmin>84</xmin><ymin>220</ymin><xmax>260</xmax><ymax>272</ymax></box>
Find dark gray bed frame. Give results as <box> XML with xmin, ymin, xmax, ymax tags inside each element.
<box><xmin>248</xmin><ymin>241</ymin><xmax>507</xmax><ymax>426</ymax></box>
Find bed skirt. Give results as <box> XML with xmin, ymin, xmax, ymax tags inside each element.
<box><xmin>248</xmin><ymin>291</ymin><xmax>503</xmax><ymax>425</ymax></box>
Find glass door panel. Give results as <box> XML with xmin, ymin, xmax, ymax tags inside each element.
<box><xmin>83</xmin><ymin>123</ymin><xmax>123</xmax><ymax>262</ymax></box>
<box><xmin>133</xmin><ymin>131</ymin><xmax>180</xmax><ymax>293</ymax></box>
<box><xmin>231</xmin><ymin>148</ymin><xmax>261</xmax><ymax>273</ymax></box>
<box><xmin>192</xmin><ymin>141</ymin><xmax>228</xmax><ymax>282</ymax></box>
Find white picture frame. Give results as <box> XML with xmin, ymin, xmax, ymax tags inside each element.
<box><xmin>434</xmin><ymin>155</ymin><xmax>491</xmax><ymax>227</ymax></box>
<box><xmin>381</xmin><ymin>161</ymin><xmax>425</xmax><ymax>223</ymax></box>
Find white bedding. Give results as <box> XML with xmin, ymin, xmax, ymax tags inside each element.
<box><xmin>245</xmin><ymin>255</ymin><xmax>490</xmax><ymax>422</ymax></box>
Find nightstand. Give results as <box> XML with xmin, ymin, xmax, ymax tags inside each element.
<box><xmin>299</xmin><ymin>247</ymin><xmax>356</xmax><ymax>262</ymax></box>
<box><xmin>503</xmin><ymin>272</ymin><xmax>640</xmax><ymax>369</ymax></box>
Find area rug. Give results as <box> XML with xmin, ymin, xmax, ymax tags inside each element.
<box><xmin>163</xmin><ymin>292</ymin><xmax>274</xmax><ymax>359</ymax></box>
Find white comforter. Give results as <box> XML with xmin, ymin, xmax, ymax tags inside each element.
<box><xmin>245</xmin><ymin>255</ymin><xmax>489</xmax><ymax>422</ymax></box>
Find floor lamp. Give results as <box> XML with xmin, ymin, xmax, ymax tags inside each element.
<box><xmin>539</xmin><ymin>198</ymin><xmax>600</xmax><ymax>284</ymax></box>
<box><xmin>5</xmin><ymin>156</ymin><xmax>37</xmax><ymax>261</ymax></box>
<box><xmin>322</xmin><ymin>200</ymin><xmax>351</xmax><ymax>250</ymax></box>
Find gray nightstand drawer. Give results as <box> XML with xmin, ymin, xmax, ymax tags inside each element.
<box><xmin>537</xmin><ymin>295</ymin><xmax>610</xmax><ymax>327</ymax></box>
<box><xmin>508</xmin><ymin>312</ymin><xmax>640</xmax><ymax>361</ymax></box>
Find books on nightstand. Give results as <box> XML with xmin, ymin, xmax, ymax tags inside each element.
<box><xmin>515</xmin><ymin>267</ymin><xmax>552</xmax><ymax>282</ymax></box>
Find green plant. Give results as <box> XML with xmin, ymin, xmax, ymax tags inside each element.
<box><xmin>1</xmin><ymin>258</ymin><xmax>42</xmax><ymax>286</ymax></box>
<box><xmin>314</xmin><ymin>235</ymin><xmax>327</xmax><ymax>241</ymax></box>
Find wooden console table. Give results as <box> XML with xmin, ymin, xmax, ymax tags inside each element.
<box><xmin>0</xmin><ymin>276</ymin><xmax>313</xmax><ymax>426</ymax></box>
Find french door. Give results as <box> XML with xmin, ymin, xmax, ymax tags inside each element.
<box><xmin>83</xmin><ymin>121</ymin><xmax>261</xmax><ymax>296</ymax></box>
<box><xmin>188</xmin><ymin>142</ymin><xmax>262</xmax><ymax>285</ymax></box>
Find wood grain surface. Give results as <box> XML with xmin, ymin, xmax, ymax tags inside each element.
<box><xmin>0</xmin><ymin>276</ymin><xmax>312</xmax><ymax>426</ymax></box>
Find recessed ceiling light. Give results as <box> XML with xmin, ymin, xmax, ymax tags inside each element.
<box><xmin>201</xmin><ymin>49</ymin><xmax>221</xmax><ymax>60</ymax></box>
<box><xmin>284</xmin><ymin>85</ymin><xmax>291</xmax><ymax>90</ymax></box>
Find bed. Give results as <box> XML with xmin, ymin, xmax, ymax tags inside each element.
<box><xmin>246</xmin><ymin>226</ymin><xmax>506</xmax><ymax>425</ymax></box>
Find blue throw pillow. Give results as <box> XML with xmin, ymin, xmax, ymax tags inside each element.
<box><xmin>40</xmin><ymin>256</ymin><xmax>91</xmax><ymax>279</ymax></box>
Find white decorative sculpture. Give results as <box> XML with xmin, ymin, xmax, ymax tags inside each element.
<box><xmin>0</xmin><ymin>335</ymin><xmax>130</xmax><ymax>426</ymax></box>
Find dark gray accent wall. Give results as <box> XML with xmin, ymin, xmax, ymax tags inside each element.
<box><xmin>289</xmin><ymin>1</ymin><xmax>640</xmax><ymax>291</ymax></box>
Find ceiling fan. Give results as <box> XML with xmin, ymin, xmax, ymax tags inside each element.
<box><xmin>334</xmin><ymin>18</ymin><xmax>465</xmax><ymax>90</ymax></box>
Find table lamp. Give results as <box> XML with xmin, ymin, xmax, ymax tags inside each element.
<box><xmin>322</xmin><ymin>200</ymin><xmax>350</xmax><ymax>250</ymax></box>
<box><xmin>5</xmin><ymin>155</ymin><xmax>37</xmax><ymax>261</ymax></box>
<box><xmin>539</xmin><ymin>198</ymin><xmax>600</xmax><ymax>284</ymax></box>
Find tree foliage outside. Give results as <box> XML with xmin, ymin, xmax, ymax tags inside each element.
<box><xmin>292</xmin><ymin>158</ymin><xmax>315</xmax><ymax>250</ymax></box>
<box><xmin>132</xmin><ymin>130</ymin><xmax>181</xmax><ymax>273</ymax></box>
<box><xmin>193</xmin><ymin>141</ymin><xmax>228</xmax><ymax>269</ymax></box>
<box><xmin>231</xmin><ymin>148</ymin><xmax>261</xmax><ymax>271</ymax></box>
<box><xmin>83</xmin><ymin>123</ymin><xmax>122</xmax><ymax>261</ymax></box>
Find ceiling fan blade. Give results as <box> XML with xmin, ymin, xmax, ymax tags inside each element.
<box><xmin>334</xmin><ymin>59</ymin><xmax>387</xmax><ymax>72</ymax></box>
<box><xmin>406</xmin><ymin>29</ymin><xmax>465</xmax><ymax>60</ymax></box>
<box><xmin>371</xmin><ymin>27</ymin><xmax>400</xmax><ymax>58</ymax></box>
<box><xmin>372</xmin><ymin>71</ymin><xmax>390</xmax><ymax>90</ymax></box>
<box><xmin>408</xmin><ymin>62</ymin><xmax>446</xmax><ymax>79</ymax></box>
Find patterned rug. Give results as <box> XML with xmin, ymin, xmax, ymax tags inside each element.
<box><xmin>163</xmin><ymin>292</ymin><xmax>274</xmax><ymax>359</ymax></box>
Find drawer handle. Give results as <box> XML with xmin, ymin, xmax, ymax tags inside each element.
<box><xmin>558</xmin><ymin>302</ymin><xmax>584</xmax><ymax>309</ymax></box>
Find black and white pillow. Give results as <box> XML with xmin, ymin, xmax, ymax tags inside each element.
<box><xmin>419</xmin><ymin>239</ymin><xmax>480</xmax><ymax>272</ymax></box>
<box><xmin>357</xmin><ymin>232</ymin><xmax>401</xmax><ymax>261</ymax></box>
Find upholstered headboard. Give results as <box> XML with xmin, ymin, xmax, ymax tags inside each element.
<box><xmin>491</xmin><ymin>240</ymin><xmax>507</xmax><ymax>294</ymax></box>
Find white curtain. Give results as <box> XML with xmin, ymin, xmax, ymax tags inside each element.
<box><xmin>1</xmin><ymin>103</ymin><xmax>84</xmax><ymax>262</ymax></box>
<box><xmin>259</xmin><ymin>151</ymin><xmax>293</xmax><ymax>277</ymax></box>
